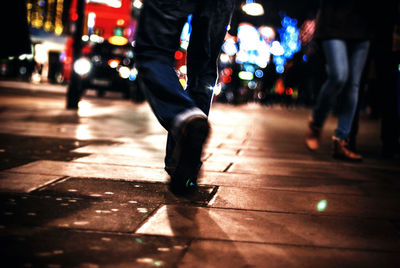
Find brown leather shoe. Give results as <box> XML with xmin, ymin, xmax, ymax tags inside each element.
<box><xmin>332</xmin><ymin>136</ymin><xmax>362</xmax><ymax>161</ymax></box>
<box><xmin>305</xmin><ymin>119</ymin><xmax>321</xmax><ymax>151</ymax></box>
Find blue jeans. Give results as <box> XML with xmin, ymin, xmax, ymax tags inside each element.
<box><xmin>134</xmin><ymin>0</ymin><xmax>234</xmax><ymax>170</ymax></box>
<box><xmin>312</xmin><ymin>39</ymin><xmax>370</xmax><ymax>140</ymax></box>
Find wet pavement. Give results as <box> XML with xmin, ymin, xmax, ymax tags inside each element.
<box><xmin>0</xmin><ymin>81</ymin><xmax>399</xmax><ymax>267</ymax></box>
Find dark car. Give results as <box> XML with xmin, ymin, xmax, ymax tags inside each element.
<box><xmin>73</xmin><ymin>40</ymin><xmax>144</xmax><ymax>101</ymax></box>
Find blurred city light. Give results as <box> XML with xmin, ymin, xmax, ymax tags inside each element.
<box><xmin>87</xmin><ymin>0</ymin><xmax>122</xmax><ymax>8</ymax></box>
<box><xmin>129</xmin><ymin>68</ymin><xmax>138</xmax><ymax>81</ymax></box>
<box><xmin>236</xmin><ymin>23</ymin><xmax>269</xmax><ymax>68</ymax></box>
<box><xmin>242</xmin><ymin>0</ymin><xmax>264</xmax><ymax>16</ymax></box>
<box><xmin>108</xmin><ymin>59</ymin><xmax>120</xmax><ymax>68</ymax></box>
<box><xmin>272</xmin><ymin>15</ymin><xmax>301</xmax><ymax>74</ymax></box>
<box><xmin>270</xmin><ymin>41</ymin><xmax>284</xmax><ymax>56</ymax></box>
<box><xmin>222</xmin><ymin>38</ymin><xmax>238</xmax><ymax>56</ymax></box>
<box><xmin>73</xmin><ymin>58</ymin><xmax>92</xmax><ymax>76</ymax></box>
<box><xmin>133</xmin><ymin>0</ymin><xmax>142</xmax><ymax>9</ymax></box>
<box><xmin>238</xmin><ymin>71</ymin><xmax>254</xmax><ymax>80</ymax></box>
<box><xmin>108</xmin><ymin>35</ymin><xmax>128</xmax><ymax>46</ymax></box>
<box><xmin>118</xmin><ymin>66</ymin><xmax>130</xmax><ymax>79</ymax></box>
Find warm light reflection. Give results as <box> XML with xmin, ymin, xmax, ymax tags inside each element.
<box><xmin>78</xmin><ymin>100</ymin><xmax>93</xmax><ymax>116</ymax></box>
<box><xmin>75</xmin><ymin>124</ymin><xmax>92</xmax><ymax>140</ymax></box>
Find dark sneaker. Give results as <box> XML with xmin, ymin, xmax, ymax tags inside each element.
<box><xmin>169</xmin><ymin>115</ymin><xmax>210</xmax><ymax>195</ymax></box>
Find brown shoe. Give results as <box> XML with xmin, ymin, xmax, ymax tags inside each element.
<box><xmin>305</xmin><ymin>119</ymin><xmax>321</xmax><ymax>151</ymax></box>
<box><xmin>332</xmin><ymin>136</ymin><xmax>362</xmax><ymax>161</ymax></box>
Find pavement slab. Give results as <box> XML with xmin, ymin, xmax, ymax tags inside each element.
<box><xmin>137</xmin><ymin>205</ymin><xmax>400</xmax><ymax>251</ymax></box>
<box><xmin>180</xmin><ymin>240</ymin><xmax>400</xmax><ymax>268</ymax></box>
<box><xmin>0</xmin><ymin>172</ymin><xmax>61</xmax><ymax>193</ymax></box>
<box><xmin>0</xmin><ymin>178</ymin><xmax>216</xmax><ymax>232</ymax></box>
<box><xmin>210</xmin><ymin>186</ymin><xmax>400</xmax><ymax>219</ymax></box>
<box><xmin>6</xmin><ymin>160</ymin><xmax>169</xmax><ymax>182</ymax></box>
<box><xmin>0</xmin><ymin>133</ymin><xmax>100</xmax><ymax>170</ymax></box>
<box><xmin>0</xmin><ymin>227</ymin><xmax>190</xmax><ymax>268</ymax></box>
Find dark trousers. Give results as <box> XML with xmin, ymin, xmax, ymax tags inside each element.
<box><xmin>134</xmin><ymin>0</ymin><xmax>234</xmax><ymax>169</ymax></box>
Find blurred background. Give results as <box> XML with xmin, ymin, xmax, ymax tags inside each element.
<box><xmin>1</xmin><ymin>0</ymin><xmax>399</xmax><ymax>111</ymax></box>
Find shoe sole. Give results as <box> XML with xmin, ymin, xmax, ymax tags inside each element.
<box><xmin>332</xmin><ymin>154</ymin><xmax>363</xmax><ymax>162</ymax></box>
<box><xmin>170</xmin><ymin>116</ymin><xmax>210</xmax><ymax>194</ymax></box>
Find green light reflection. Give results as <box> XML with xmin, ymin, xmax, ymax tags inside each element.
<box><xmin>317</xmin><ymin>200</ymin><xmax>327</xmax><ymax>212</ymax></box>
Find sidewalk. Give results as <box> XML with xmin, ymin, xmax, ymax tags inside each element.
<box><xmin>0</xmin><ymin>85</ymin><xmax>399</xmax><ymax>267</ymax></box>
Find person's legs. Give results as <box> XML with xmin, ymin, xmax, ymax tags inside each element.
<box><xmin>312</xmin><ymin>39</ymin><xmax>349</xmax><ymax>127</ymax></box>
<box><xmin>334</xmin><ymin>40</ymin><xmax>370</xmax><ymax>140</ymax></box>
<box><xmin>165</xmin><ymin>0</ymin><xmax>234</xmax><ymax>174</ymax></box>
<box><xmin>135</xmin><ymin>0</ymin><xmax>202</xmax><ymax>131</ymax></box>
<box><xmin>186</xmin><ymin>0</ymin><xmax>234</xmax><ymax>114</ymax></box>
<box><xmin>306</xmin><ymin>39</ymin><xmax>348</xmax><ymax>150</ymax></box>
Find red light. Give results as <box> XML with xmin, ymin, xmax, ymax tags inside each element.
<box><xmin>82</xmin><ymin>45</ymin><xmax>92</xmax><ymax>55</ymax></box>
<box><xmin>71</xmin><ymin>13</ymin><xmax>78</xmax><ymax>21</ymax></box>
<box><xmin>285</xmin><ymin>87</ymin><xmax>293</xmax><ymax>95</ymax></box>
<box><xmin>64</xmin><ymin>56</ymin><xmax>72</xmax><ymax>64</ymax></box>
<box><xmin>174</xmin><ymin>51</ymin><xmax>184</xmax><ymax>60</ymax></box>
<box><xmin>223</xmin><ymin>75</ymin><xmax>231</xmax><ymax>84</ymax></box>
<box><xmin>223</xmin><ymin>67</ymin><xmax>233</xmax><ymax>76</ymax></box>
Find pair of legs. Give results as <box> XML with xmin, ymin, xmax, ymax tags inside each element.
<box><xmin>134</xmin><ymin>0</ymin><xmax>234</xmax><ymax>179</ymax></box>
<box><xmin>312</xmin><ymin>39</ymin><xmax>370</xmax><ymax>140</ymax></box>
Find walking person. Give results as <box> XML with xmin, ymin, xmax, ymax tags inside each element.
<box><xmin>134</xmin><ymin>0</ymin><xmax>235</xmax><ymax>194</ymax></box>
<box><xmin>305</xmin><ymin>0</ymin><xmax>373</xmax><ymax>161</ymax></box>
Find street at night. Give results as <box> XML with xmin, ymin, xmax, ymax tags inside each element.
<box><xmin>1</xmin><ymin>0</ymin><xmax>400</xmax><ymax>267</ymax></box>
<box><xmin>0</xmin><ymin>81</ymin><xmax>399</xmax><ymax>267</ymax></box>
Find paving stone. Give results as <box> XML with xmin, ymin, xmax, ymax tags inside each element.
<box><xmin>0</xmin><ymin>192</ymin><xmax>154</xmax><ymax>232</ymax></box>
<box><xmin>200</xmin><ymin>171</ymin><xmax>400</xmax><ymax>197</ymax></box>
<box><xmin>0</xmin><ymin>172</ymin><xmax>61</xmax><ymax>193</ymax></box>
<box><xmin>0</xmin><ymin>133</ymin><xmax>96</xmax><ymax>170</ymax></box>
<box><xmin>73</xmin><ymin>154</ymin><xmax>165</xmax><ymax>169</ymax></box>
<box><xmin>72</xmin><ymin>143</ymin><xmax>165</xmax><ymax>156</ymax></box>
<box><xmin>38</xmin><ymin>177</ymin><xmax>216</xmax><ymax>206</ymax></box>
<box><xmin>180</xmin><ymin>240</ymin><xmax>400</xmax><ymax>268</ymax></box>
<box><xmin>137</xmin><ymin>205</ymin><xmax>400</xmax><ymax>251</ymax></box>
<box><xmin>5</xmin><ymin>160</ymin><xmax>168</xmax><ymax>182</ymax></box>
<box><xmin>0</xmin><ymin>227</ymin><xmax>189</xmax><ymax>268</ymax></box>
<box><xmin>210</xmin><ymin>186</ymin><xmax>400</xmax><ymax>219</ymax></box>
<box><xmin>228</xmin><ymin>161</ymin><xmax>372</xmax><ymax>181</ymax></box>
<box><xmin>1</xmin><ymin>179</ymin><xmax>216</xmax><ymax>232</ymax></box>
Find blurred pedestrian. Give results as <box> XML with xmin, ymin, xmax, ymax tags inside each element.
<box><xmin>134</xmin><ymin>0</ymin><xmax>234</xmax><ymax>194</ymax></box>
<box><xmin>305</xmin><ymin>0</ymin><xmax>373</xmax><ymax>161</ymax></box>
<box><xmin>374</xmin><ymin>0</ymin><xmax>400</xmax><ymax>157</ymax></box>
<box><xmin>0</xmin><ymin>0</ymin><xmax>31</xmax><ymax>58</ymax></box>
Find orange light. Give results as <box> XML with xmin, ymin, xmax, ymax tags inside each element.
<box><xmin>117</xmin><ymin>19</ymin><xmax>125</xmax><ymax>26</ymax></box>
<box><xmin>108</xmin><ymin>35</ymin><xmax>128</xmax><ymax>46</ymax></box>
<box><xmin>275</xmin><ymin>78</ymin><xmax>285</xmax><ymax>95</ymax></box>
<box><xmin>108</xmin><ymin>59</ymin><xmax>120</xmax><ymax>68</ymax></box>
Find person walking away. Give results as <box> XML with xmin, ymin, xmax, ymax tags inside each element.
<box><xmin>134</xmin><ymin>0</ymin><xmax>235</xmax><ymax>194</ymax></box>
<box><xmin>305</xmin><ymin>0</ymin><xmax>373</xmax><ymax>161</ymax></box>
